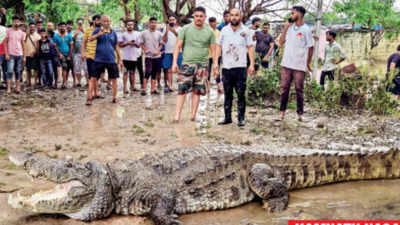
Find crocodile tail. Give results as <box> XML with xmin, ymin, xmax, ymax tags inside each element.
<box><xmin>283</xmin><ymin>149</ymin><xmax>400</xmax><ymax>190</ymax></box>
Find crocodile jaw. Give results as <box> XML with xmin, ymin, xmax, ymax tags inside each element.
<box><xmin>8</xmin><ymin>180</ymin><xmax>87</xmax><ymax>214</ymax></box>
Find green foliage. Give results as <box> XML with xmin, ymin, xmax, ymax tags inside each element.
<box><xmin>246</xmin><ymin>66</ymin><xmax>281</xmax><ymax>107</ymax></box>
<box><xmin>23</xmin><ymin>0</ymin><xmax>83</xmax><ymax>24</ymax></box>
<box><xmin>334</xmin><ymin>0</ymin><xmax>400</xmax><ymax>30</ymax></box>
<box><xmin>247</xmin><ymin>63</ymin><xmax>399</xmax><ymax>115</ymax></box>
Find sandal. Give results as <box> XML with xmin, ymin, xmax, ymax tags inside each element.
<box><xmin>86</xmin><ymin>98</ymin><xmax>92</xmax><ymax>106</ymax></box>
<box><xmin>112</xmin><ymin>98</ymin><xmax>118</xmax><ymax>104</ymax></box>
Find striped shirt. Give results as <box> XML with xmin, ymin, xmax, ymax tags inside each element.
<box><xmin>83</xmin><ymin>26</ymin><xmax>97</xmax><ymax>59</ymax></box>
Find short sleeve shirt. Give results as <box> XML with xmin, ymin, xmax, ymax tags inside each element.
<box><xmin>24</xmin><ymin>32</ymin><xmax>41</xmax><ymax>57</ymax></box>
<box><xmin>387</xmin><ymin>53</ymin><xmax>400</xmax><ymax>72</ymax></box>
<box><xmin>217</xmin><ymin>24</ymin><xmax>253</xmax><ymax>69</ymax></box>
<box><xmin>178</xmin><ymin>24</ymin><xmax>215</xmax><ymax>65</ymax></box>
<box><xmin>140</xmin><ymin>30</ymin><xmax>162</xmax><ymax>59</ymax></box>
<box><xmin>6</xmin><ymin>28</ymin><xmax>25</xmax><ymax>56</ymax></box>
<box><xmin>53</xmin><ymin>33</ymin><xmax>73</xmax><ymax>56</ymax></box>
<box><xmin>281</xmin><ymin>24</ymin><xmax>314</xmax><ymax>72</ymax></box>
<box><xmin>93</xmin><ymin>28</ymin><xmax>118</xmax><ymax>63</ymax></box>
<box><xmin>83</xmin><ymin>27</ymin><xmax>97</xmax><ymax>59</ymax></box>
<box><xmin>255</xmin><ymin>31</ymin><xmax>274</xmax><ymax>54</ymax></box>
<box><xmin>119</xmin><ymin>31</ymin><xmax>141</xmax><ymax>61</ymax></box>
<box><xmin>162</xmin><ymin>26</ymin><xmax>181</xmax><ymax>54</ymax></box>
<box><xmin>322</xmin><ymin>41</ymin><xmax>346</xmax><ymax>71</ymax></box>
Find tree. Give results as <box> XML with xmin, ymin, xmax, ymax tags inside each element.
<box><xmin>23</xmin><ymin>0</ymin><xmax>82</xmax><ymax>24</ymax></box>
<box><xmin>161</xmin><ymin>0</ymin><xmax>196</xmax><ymax>24</ymax></box>
<box><xmin>210</xmin><ymin>0</ymin><xmax>294</xmax><ymax>23</ymax></box>
<box><xmin>0</xmin><ymin>0</ymin><xmax>25</xmax><ymax>21</ymax></box>
<box><xmin>333</xmin><ymin>0</ymin><xmax>400</xmax><ymax>49</ymax></box>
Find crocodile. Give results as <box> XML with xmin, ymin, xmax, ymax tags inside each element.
<box><xmin>7</xmin><ymin>145</ymin><xmax>400</xmax><ymax>225</ymax></box>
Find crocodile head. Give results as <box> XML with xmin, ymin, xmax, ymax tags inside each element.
<box><xmin>8</xmin><ymin>152</ymin><xmax>116</xmax><ymax>221</ymax></box>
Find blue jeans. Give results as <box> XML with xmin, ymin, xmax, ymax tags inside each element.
<box><xmin>7</xmin><ymin>55</ymin><xmax>23</xmax><ymax>81</ymax></box>
<box><xmin>0</xmin><ymin>54</ymin><xmax>5</xmax><ymax>82</ymax></box>
<box><xmin>40</xmin><ymin>59</ymin><xmax>54</xmax><ymax>87</ymax></box>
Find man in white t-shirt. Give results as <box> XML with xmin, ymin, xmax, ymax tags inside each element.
<box><xmin>162</xmin><ymin>16</ymin><xmax>181</xmax><ymax>93</ymax></box>
<box><xmin>119</xmin><ymin>19</ymin><xmax>141</xmax><ymax>94</ymax></box>
<box><xmin>279</xmin><ymin>6</ymin><xmax>313</xmax><ymax>122</ymax></box>
<box><xmin>216</xmin><ymin>8</ymin><xmax>255</xmax><ymax>127</ymax></box>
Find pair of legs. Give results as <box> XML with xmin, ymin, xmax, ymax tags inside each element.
<box><xmin>220</xmin><ymin>68</ymin><xmax>247</xmax><ymax>126</ymax></box>
<box><xmin>320</xmin><ymin>70</ymin><xmax>334</xmax><ymax>89</ymax></box>
<box><xmin>174</xmin><ymin>63</ymin><xmax>208</xmax><ymax>122</ymax></box>
<box><xmin>6</xmin><ymin>55</ymin><xmax>23</xmax><ymax>94</ymax></box>
<box><xmin>208</xmin><ymin>57</ymin><xmax>223</xmax><ymax>93</ymax></box>
<box><xmin>95</xmin><ymin>62</ymin><xmax>119</xmax><ymax>102</ymax></box>
<box><xmin>51</xmin><ymin>57</ymin><xmax>62</xmax><ymax>88</ymax></box>
<box><xmin>86</xmin><ymin>59</ymin><xmax>101</xmax><ymax>105</ymax></box>
<box><xmin>73</xmin><ymin>54</ymin><xmax>88</xmax><ymax>87</ymax></box>
<box><xmin>61</xmin><ymin>56</ymin><xmax>74</xmax><ymax>88</ymax></box>
<box><xmin>122</xmin><ymin>60</ymin><xmax>138</xmax><ymax>93</ymax></box>
<box><xmin>280</xmin><ymin>67</ymin><xmax>305</xmax><ymax>121</ymax></box>
<box><xmin>144</xmin><ymin>57</ymin><xmax>161</xmax><ymax>95</ymax></box>
<box><xmin>25</xmin><ymin>56</ymin><xmax>39</xmax><ymax>87</ymax></box>
<box><xmin>39</xmin><ymin>59</ymin><xmax>54</xmax><ymax>87</ymax></box>
<box><xmin>163</xmin><ymin>53</ymin><xmax>182</xmax><ymax>91</ymax></box>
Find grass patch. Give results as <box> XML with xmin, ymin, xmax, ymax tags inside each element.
<box><xmin>133</xmin><ymin>125</ymin><xmax>146</xmax><ymax>135</ymax></box>
<box><xmin>7</xmin><ymin>164</ymin><xmax>17</xmax><ymax>170</ymax></box>
<box><xmin>0</xmin><ymin>147</ymin><xmax>9</xmax><ymax>157</ymax></box>
<box><xmin>144</xmin><ymin>121</ymin><xmax>155</xmax><ymax>128</ymax></box>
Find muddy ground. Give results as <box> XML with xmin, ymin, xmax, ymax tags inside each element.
<box><xmin>0</xmin><ymin>81</ymin><xmax>399</xmax><ymax>225</ymax></box>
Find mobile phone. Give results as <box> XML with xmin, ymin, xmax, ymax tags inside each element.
<box><xmin>288</xmin><ymin>18</ymin><xmax>294</xmax><ymax>23</ymax></box>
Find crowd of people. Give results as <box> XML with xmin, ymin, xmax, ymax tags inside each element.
<box><xmin>4</xmin><ymin>5</ymin><xmax>395</xmax><ymax>126</ymax></box>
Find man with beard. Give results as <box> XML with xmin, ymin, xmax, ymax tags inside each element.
<box><xmin>248</xmin><ymin>17</ymin><xmax>260</xmax><ymax>72</ymax></box>
<box><xmin>172</xmin><ymin>6</ymin><xmax>217</xmax><ymax>122</ymax></box>
<box><xmin>82</xmin><ymin>14</ymin><xmax>102</xmax><ymax>104</ymax></box>
<box><xmin>53</xmin><ymin>22</ymin><xmax>74</xmax><ymax>88</ymax></box>
<box><xmin>66</xmin><ymin>20</ymin><xmax>74</xmax><ymax>35</ymax></box>
<box><xmin>279</xmin><ymin>6</ymin><xmax>313</xmax><ymax>122</ymax></box>
<box><xmin>119</xmin><ymin>19</ymin><xmax>141</xmax><ymax>94</ymax></box>
<box><xmin>255</xmin><ymin>22</ymin><xmax>275</xmax><ymax>69</ymax></box>
<box><xmin>89</xmin><ymin>15</ymin><xmax>122</xmax><ymax>104</ymax></box>
<box><xmin>216</xmin><ymin>8</ymin><xmax>255</xmax><ymax>127</ymax></box>
<box><xmin>162</xmin><ymin>15</ymin><xmax>181</xmax><ymax>93</ymax></box>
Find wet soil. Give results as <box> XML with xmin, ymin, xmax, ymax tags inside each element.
<box><xmin>0</xmin><ymin>81</ymin><xmax>399</xmax><ymax>225</ymax></box>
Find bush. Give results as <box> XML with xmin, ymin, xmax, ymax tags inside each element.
<box><xmin>247</xmin><ymin>64</ymin><xmax>399</xmax><ymax>115</ymax></box>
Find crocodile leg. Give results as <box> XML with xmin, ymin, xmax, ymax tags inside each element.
<box><xmin>149</xmin><ymin>190</ymin><xmax>182</xmax><ymax>225</ymax></box>
<box><xmin>248</xmin><ymin>163</ymin><xmax>289</xmax><ymax>213</ymax></box>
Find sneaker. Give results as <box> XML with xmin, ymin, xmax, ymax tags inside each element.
<box><xmin>238</xmin><ymin>120</ymin><xmax>245</xmax><ymax>127</ymax></box>
<box><xmin>140</xmin><ymin>90</ymin><xmax>146</xmax><ymax>96</ymax></box>
<box><xmin>218</xmin><ymin>119</ymin><xmax>233</xmax><ymax>125</ymax></box>
<box><xmin>152</xmin><ymin>90</ymin><xmax>159</xmax><ymax>95</ymax></box>
<box><xmin>164</xmin><ymin>87</ymin><xmax>171</xmax><ymax>93</ymax></box>
<box><xmin>77</xmin><ymin>84</ymin><xmax>82</xmax><ymax>88</ymax></box>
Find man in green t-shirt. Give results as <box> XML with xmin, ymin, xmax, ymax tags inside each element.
<box><xmin>172</xmin><ymin>6</ymin><xmax>218</xmax><ymax>122</ymax></box>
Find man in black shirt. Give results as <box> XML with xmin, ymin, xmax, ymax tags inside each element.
<box><xmin>255</xmin><ymin>22</ymin><xmax>275</xmax><ymax>69</ymax></box>
<box><xmin>387</xmin><ymin>45</ymin><xmax>400</xmax><ymax>98</ymax></box>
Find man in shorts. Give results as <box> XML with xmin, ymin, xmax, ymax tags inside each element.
<box><xmin>162</xmin><ymin>15</ymin><xmax>181</xmax><ymax>93</ymax></box>
<box><xmin>24</xmin><ymin>22</ymin><xmax>40</xmax><ymax>87</ymax></box>
<box><xmin>140</xmin><ymin>17</ymin><xmax>163</xmax><ymax>95</ymax></box>
<box><xmin>53</xmin><ymin>22</ymin><xmax>74</xmax><ymax>88</ymax></box>
<box><xmin>119</xmin><ymin>19</ymin><xmax>141</xmax><ymax>94</ymax></box>
<box><xmin>88</xmin><ymin>15</ymin><xmax>122</xmax><ymax>104</ymax></box>
<box><xmin>172</xmin><ymin>6</ymin><xmax>217</xmax><ymax>122</ymax></box>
